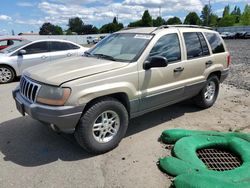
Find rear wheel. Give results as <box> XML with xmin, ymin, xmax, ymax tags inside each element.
<box><xmin>193</xmin><ymin>75</ymin><xmax>220</xmax><ymax>108</ymax></box>
<box><xmin>75</xmin><ymin>97</ymin><xmax>129</xmax><ymax>154</ymax></box>
<box><xmin>0</xmin><ymin>65</ymin><xmax>15</xmax><ymax>84</ymax></box>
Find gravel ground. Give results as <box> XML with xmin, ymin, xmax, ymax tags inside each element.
<box><xmin>224</xmin><ymin>39</ymin><xmax>250</xmax><ymax>91</ymax></box>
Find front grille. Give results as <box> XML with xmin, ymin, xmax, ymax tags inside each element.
<box><xmin>20</xmin><ymin>76</ymin><xmax>41</xmax><ymax>103</ymax></box>
<box><xmin>197</xmin><ymin>148</ymin><xmax>242</xmax><ymax>171</ymax></box>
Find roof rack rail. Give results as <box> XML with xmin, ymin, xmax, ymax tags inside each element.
<box><xmin>120</xmin><ymin>27</ymin><xmax>138</xmax><ymax>31</ymax></box>
<box><xmin>152</xmin><ymin>25</ymin><xmax>213</xmax><ymax>32</ymax></box>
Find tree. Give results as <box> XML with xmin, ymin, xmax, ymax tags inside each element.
<box><xmin>153</xmin><ymin>16</ymin><xmax>165</xmax><ymax>27</ymax></box>
<box><xmin>231</xmin><ymin>6</ymin><xmax>241</xmax><ymax>23</ymax></box>
<box><xmin>39</xmin><ymin>22</ymin><xmax>63</xmax><ymax>35</ymax></box>
<box><xmin>241</xmin><ymin>4</ymin><xmax>250</xmax><ymax>26</ymax></box>
<box><xmin>128</xmin><ymin>20</ymin><xmax>142</xmax><ymax>27</ymax></box>
<box><xmin>223</xmin><ymin>5</ymin><xmax>230</xmax><ymax>17</ymax></box>
<box><xmin>141</xmin><ymin>10</ymin><xmax>153</xmax><ymax>27</ymax></box>
<box><xmin>68</xmin><ymin>17</ymin><xmax>84</xmax><ymax>35</ymax></box>
<box><xmin>184</xmin><ymin>12</ymin><xmax>201</xmax><ymax>25</ymax></box>
<box><xmin>201</xmin><ymin>4</ymin><xmax>212</xmax><ymax>26</ymax></box>
<box><xmin>82</xmin><ymin>25</ymin><xmax>99</xmax><ymax>34</ymax></box>
<box><xmin>218</xmin><ymin>15</ymin><xmax>235</xmax><ymax>27</ymax></box>
<box><xmin>166</xmin><ymin>17</ymin><xmax>182</xmax><ymax>25</ymax></box>
<box><xmin>209</xmin><ymin>14</ymin><xmax>219</xmax><ymax>27</ymax></box>
<box><xmin>99</xmin><ymin>17</ymin><xmax>124</xmax><ymax>33</ymax></box>
<box><xmin>113</xmin><ymin>17</ymin><xmax>118</xmax><ymax>25</ymax></box>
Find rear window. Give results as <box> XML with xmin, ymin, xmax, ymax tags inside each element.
<box><xmin>204</xmin><ymin>32</ymin><xmax>225</xmax><ymax>54</ymax></box>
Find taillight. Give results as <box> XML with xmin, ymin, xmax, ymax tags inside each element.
<box><xmin>227</xmin><ymin>54</ymin><xmax>231</xmax><ymax>67</ymax></box>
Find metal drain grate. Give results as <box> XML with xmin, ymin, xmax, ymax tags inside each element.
<box><xmin>197</xmin><ymin>148</ymin><xmax>242</xmax><ymax>171</ymax></box>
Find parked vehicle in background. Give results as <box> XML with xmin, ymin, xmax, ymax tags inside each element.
<box><xmin>235</xmin><ymin>32</ymin><xmax>247</xmax><ymax>39</ymax></box>
<box><xmin>87</xmin><ymin>36</ymin><xmax>99</xmax><ymax>44</ymax></box>
<box><xmin>0</xmin><ymin>38</ymin><xmax>24</xmax><ymax>50</ymax></box>
<box><xmin>220</xmin><ymin>32</ymin><xmax>236</xmax><ymax>39</ymax></box>
<box><xmin>220</xmin><ymin>32</ymin><xmax>230</xmax><ymax>39</ymax></box>
<box><xmin>243</xmin><ymin>32</ymin><xmax>250</xmax><ymax>39</ymax></box>
<box><xmin>0</xmin><ymin>39</ymin><xmax>89</xmax><ymax>83</ymax></box>
<box><xmin>13</xmin><ymin>25</ymin><xmax>230</xmax><ymax>154</ymax></box>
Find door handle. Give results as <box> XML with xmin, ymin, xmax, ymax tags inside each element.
<box><xmin>174</xmin><ymin>67</ymin><xmax>184</xmax><ymax>73</ymax></box>
<box><xmin>205</xmin><ymin>60</ymin><xmax>213</xmax><ymax>66</ymax></box>
<box><xmin>67</xmin><ymin>53</ymin><xmax>73</xmax><ymax>57</ymax></box>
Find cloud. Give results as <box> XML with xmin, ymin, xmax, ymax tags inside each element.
<box><xmin>0</xmin><ymin>29</ymin><xmax>9</xmax><ymax>35</ymax></box>
<box><xmin>17</xmin><ymin>2</ymin><xmax>34</xmax><ymax>7</ymax></box>
<box><xmin>0</xmin><ymin>15</ymin><xmax>12</xmax><ymax>21</ymax></box>
<box><xmin>36</xmin><ymin>0</ymin><xmax>206</xmax><ymax>27</ymax></box>
<box><xmin>15</xmin><ymin>19</ymin><xmax>44</xmax><ymax>25</ymax></box>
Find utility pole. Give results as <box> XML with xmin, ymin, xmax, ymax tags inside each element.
<box><xmin>159</xmin><ymin>6</ymin><xmax>161</xmax><ymax>17</ymax></box>
<box><xmin>207</xmin><ymin>0</ymin><xmax>211</xmax><ymax>26</ymax></box>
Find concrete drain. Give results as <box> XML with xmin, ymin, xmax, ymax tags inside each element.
<box><xmin>197</xmin><ymin>148</ymin><xmax>242</xmax><ymax>171</ymax></box>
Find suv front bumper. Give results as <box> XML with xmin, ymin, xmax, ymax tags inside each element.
<box><xmin>12</xmin><ymin>88</ymin><xmax>84</xmax><ymax>133</ymax></box>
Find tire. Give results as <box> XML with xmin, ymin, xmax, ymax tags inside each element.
<box><xmin>74</xmin><ymin>97</ymin><xmax>129</xmax><ymax>154</ymax></box>
<box><xmin>0</xmin><ymin>65</ymin><xmax>15</xmax><ymax>84</ymax></box>
<box><xmin>193</xmin><ymin>75</ymin><xmax>220</xmax><ymax>109</ymax></box>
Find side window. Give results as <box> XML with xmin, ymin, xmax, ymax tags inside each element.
<box><xmin>0</xmin><ymin>40</ymin><xmax>8</xmax><ymax>46</ymax></box>
<box><xmin>50</xmin><ymin>42</ymin><xmax>71</xmax><ymax>52</ymax></box>
<box><xmin>204</xmin><ymin>32</ymin><xmax>225</xmax><ymax>54</ymax></box>
<box><xmin>67</xmin><ymin>43</ymin><xmax>80</xmax><ymax>49</ymax></box>
<box><xmin>12</xmin><ymin>40</ymin><xmax>23</xmax><ymax>45</ymax></box>
<box><xmin>149</xmin><ymin>33</ymin><xmax>181</xmax><ymax>63</ymax></box>
<box><xmin>197</xmin><ymin>33</ymin><xmax>210</xmax><ymax>56</ymax></box>
<box><xmin>183</xmin><ymin>32</ymin><xmax>203</xmax><ymax>59</ymax></box>
<box><xmin>23</xmin><ymin>42</ymin><xmax>49</xmax><ymax>55</ymax></box>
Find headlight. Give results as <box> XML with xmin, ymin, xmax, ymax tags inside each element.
<box><xmin>36</xmin><ymin>85</ymin><xmax>71</xmax><ymax>106</ymax></box>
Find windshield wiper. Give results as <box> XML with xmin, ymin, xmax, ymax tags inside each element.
<box><xmin>84</xmin><ymin>51</ymin><xmax>93</xmax><ymax>57</ymax></box>
<box><xmin>93</xmin><ymin>53</ymin><xmax>116</xmax><ymax>61</ymax></box>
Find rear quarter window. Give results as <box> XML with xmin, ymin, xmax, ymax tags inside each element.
<box><xmin>204</xmin><ymin>32</ymin><xmax>225</xmax><ymax>54</ymax></box>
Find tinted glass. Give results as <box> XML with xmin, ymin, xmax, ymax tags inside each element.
<box><xmin>12</xmin><ymin>40</ymin><xmax>23</xmax><ymax>45</ymax></box>
<box><xmin>204</xmin><ymin>32</ymin><xmax>225</xmax><ymax>54</ymax></box>
<box><xmin>197</xmin><ymin>33</ymin><xmax>210</xmax><ymax>56</ymax></box>
<box><xmin>50</xmin><ymin>42</ymin><xmax>71</xmax><ymax>51</ymax></box>
<box><xmin>23</xmin><ymin>42</ymin><xmax>49</xmax><ymax>54</ymax></box>
<box><xmin>67</xmin><ymin>43</ymin><xmax>80</xmax><ymax>49</ymax></box>
<box><xmin>184</xmin><ymin>32</ymin><xmax>203</xmax><ymax>59</ymax></box>
<box><xmin>149</xmin><ymin>33</ymin><xmax>181</xmax><ymax>63</ymax></box>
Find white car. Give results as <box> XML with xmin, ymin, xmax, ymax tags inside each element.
<box><xmin>0</xmin><ymin>39</ymin><xmax>89</xmax><ymax>83</ymax></box>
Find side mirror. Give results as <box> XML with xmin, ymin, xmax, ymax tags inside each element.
<box><xmin>143</xmin><ymin>56</ymin><xmax>168</xmax><ymax>70</ymax></box>
<box><xmin>18</xmin><ymin>49</ymin><xmax>27</xmax><ymax>56</ymax></box>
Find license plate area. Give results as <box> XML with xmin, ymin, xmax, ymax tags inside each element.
<box><xmin>15</xmin><ymin>98</ymin><xmax>25</xmax><ymax>116</ymax></box>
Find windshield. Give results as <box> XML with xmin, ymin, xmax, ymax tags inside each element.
<box><xmin>87</xmin><ymin>33</ymin><xmax>153</xmax><ymax>62</ymax></box>
<box><xmin>0</xmin><ymin>40</ymin><xmax>30</xmax><ymax>54</ymax></box>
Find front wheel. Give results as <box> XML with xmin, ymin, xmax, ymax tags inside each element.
<box><xmin>193</xmin><ymin>75</ymin><xmax>220</xmax><ymax>109</ymax></box>
<box><xmin>0</xmin><ymin>65</ymin><xmax>15</xmax><ymax>84</ymax></box>
<box><xmin>74</xmin><ymin>97</ymin><xmax>129</xmax><ymax>154</ymax></box>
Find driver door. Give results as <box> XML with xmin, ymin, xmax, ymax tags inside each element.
<box><xmin>139</xmin><ymin>33</ymin><xmax>186</xmax><ymax>111</ymax></box>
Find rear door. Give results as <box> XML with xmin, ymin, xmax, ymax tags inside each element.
<box><xmin>50</xmin><ymin>41</ymin><xmax>79</xmax><ymax>61</ymax></box>
<box><xmin>17</xmin><ymin>41</ymin><xmax>51</xmax><ymax>73</ymax></box>
<box><xmin>181</xmin><ymin>31</ymin><xmax>212</xmax><ymax>97</ymax></box>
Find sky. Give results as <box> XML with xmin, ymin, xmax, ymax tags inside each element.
<box><xmin>0</xmin><ymin>0</ymin><xmax>249</xmax><ymax>35</ymax></box>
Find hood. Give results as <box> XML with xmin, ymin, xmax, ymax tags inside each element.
<box><xmin>0</xmin><ymin>52</ymin><xmax>9</xmax><ymax>58</ymax></box>
<box><xmin>23</xmin><ymin>56</ymin><xmax>128</xmax><ymax>86</ymax></box>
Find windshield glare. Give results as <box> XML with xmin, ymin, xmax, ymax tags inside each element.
<box><xmin>88</xmin><ymin>33</ymin><xmax>153</xmax><ymax>62</ymax></box>
<box><xmin>0</xmin><ymin>40</ymin><xmax>30</xmax><ymax>54</ymax></box>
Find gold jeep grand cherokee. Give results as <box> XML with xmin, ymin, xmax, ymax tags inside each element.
<box><xmin>13</xmin><ymin>25</ymin><xmax>230</xmax><ymax>154</ymax></box>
